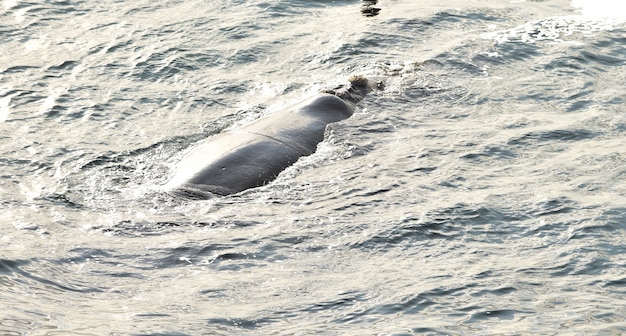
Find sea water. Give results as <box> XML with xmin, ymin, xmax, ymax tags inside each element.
<box><xmin>1</xmin><ymin>0</ymin><xmax>625</xmax><ymax>334</ymax></box>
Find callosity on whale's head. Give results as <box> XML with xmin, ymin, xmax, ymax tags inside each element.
<box><xmin>324</xmin><ymin>75</ymin><xmax>379</xmax><ymax>108</ymax></box>
<box><xmin>348</xmin><ymin>75</ymin><xmax>377</xmax><ymax>96</ymax></box>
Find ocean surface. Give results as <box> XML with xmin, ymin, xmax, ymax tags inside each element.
<box><xmin>1</xmin><ymin>0</ymin><xmax>625</xmax><ymax>334</ymax></box>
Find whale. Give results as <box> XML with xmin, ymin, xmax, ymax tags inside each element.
<box><xmin>164</xmin><ymin>76</ymin><xmax>377</xmax><ymax>199</ymax></box>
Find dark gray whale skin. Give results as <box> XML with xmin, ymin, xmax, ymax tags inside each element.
<box><xmin>165</xmin><ymin>76</ymin><xmax>376</xmax><ymax>199</ymax></box>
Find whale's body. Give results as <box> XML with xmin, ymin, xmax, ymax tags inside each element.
<box><xmin>165</xmin><ymin>76</ymin><xmax>375</xmax><ymax>199</ymax></box>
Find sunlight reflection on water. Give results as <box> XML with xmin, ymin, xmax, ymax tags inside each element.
<box><xmin>571</xmin><ymin>0</ymin><xmax>626</xmax><ymax>20</ymax></box>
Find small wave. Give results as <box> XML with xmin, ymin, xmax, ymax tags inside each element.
<box><xmin>507</xmin><ymin>129</ymin><xmax>599</xmax><ymax>146</ymax></box>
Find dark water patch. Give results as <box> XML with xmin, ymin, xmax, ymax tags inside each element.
<box><xmin>508</xmin><ymin>129</ymin><xmax>599</xmax><ymax>146</ymax></box>
<box><xmin>385</xmin><ymin>17</ymin><xmax>433</xmax><ymax>34</ymax></box>
<box><xmin>517</xmin><ymin>259</ymin><xmax>575</xmax><ymax>277</ymax></box>
<box><xmin>492</xmin><ymin>39</ymin><xmax>543</xmax><ymax>62</ymax></box>
<box><xmin>218</xmin><ymin>21</ymin><xmax>261</xmax><ymax>40</ymax></box>
<box><xmin>40</xmin><ymin>192</ymin><xmax>85</xmax><ymax>208</ymax></box>
<box><xmin>471</xmin><ymin>51</ymin><xmax>506</xmax><ymax>66</ymax></box>
<box><xmin>129</xmin><ymin>238</ymin><xmax>287</xmax><ymax>270</ymax></box>
<box><xmin>66</xmin><ymin>247</ymin><xmax>115</xmax><ymax>262</ymax></box>
<box><xmin>75</xmin><ymin>151</ymin><xmax>128</xmax><ymax>170</ymax></box>
<box><xmin>133</xmin><ymin>49</ymin><xmax>199</xmax><ymax>81</ymax></box>
<box><xmin>409</xmin><ymin>328</ymin><xmax>449</xmax><ymax>335</ymax></box>
<box><xmin>122</xmin><ymin>1</ymin><xmax>195</xmax><ymax>18</ymax></box>
<box><xmin>135</xmin><ymin>313</ymin><xmax>171</xmax><ymax>318</ymax></box>
<box><xmin>204</xmin><ymin>316</ymin><xmax>276</xmax><ymax>331</ymax></box>
<box><xmin>603</xmin><ymin>278</ymin><xmax>626</xmax><ymax>293</ymax></box>
<box><xmin>523</xmin><ymin>218</ymin><xmax>573</xmax><ymax>242</ymax></box>
<box><xmin>451</xmin><ymin>204</ymin><xmax>528</xmax><ymax>225</ymax></box>
<box><xmin>544</xmin><ymin>54</ymin><xmax>589</xmax><ymax>74</ymax></box>
<box><xmin>591</xmin><ymin>29</ymin><xmax>626</xmax><ymax>51</ymax></box>
<box><xmin>470</xmin><ymin>286</ymin><xmax>517</xmax><ymax>297</ymax></box>
<box><xmin>86</xmin><ymin>21</ymin><xmax>119</xmax><ymax>32</ymax></box>
<box><xmin>66</xmin><ymin>101</ymin><xmax>116</xmax><ymax>120</ymax></box>
<box><xmin>270</xmin><ymin>234</ymin><xmax>311</xmax><ymax>249</ymax></box>
<box><xmin>145</xmin><ymin>16</ymin><xmax>206</xmax><ymax>36</ymax></box>
<box><xmin>209</xmin><ymin>81</ymin><xmax>251</xmax><ymax>95</ymax></box>
<box><xmin>516</xmin><ymin>87</ymin><xmax>562</xmax><ymax>104</ymax></box>
<box><xmin>403</xmin><ymin>84</ymin><xmax>447</xmax><ymax>100</ymax></box>
<box><xmin>0</xmin><ymin>156</ymin><xmax>52</xmax><ymax>176</ymax></box>
<box><xmin>197</xmin><ymin>288</ymin><xmax>228</xmax><ymax>299</ymax></box>
<box><xmin>362</xmin><ymin>285</ymin><xmax>467</xmax><ymax>317</ymax></box>
<box><xmin>543</xmin><ymin>47</ymin><xmax>623</xmax><ymax>78</ymax></box>
<box><xmin>302</xmin><ymin>291</ymin><xmax>366</xmax><ymax>314</ymax></box>
<box><xmin>569</xmin><ymin>208</ymin><xmax>626</xmax><ymax>243</ymax></box>
<box><xmin>463</xmin><ymin>309</ymin><xmax>532</xmax><ymax>323</ymax></box>
<box><xmin>1</xmin><ymin>65</ymin><xmax>40</xmax><ymax>74</ymax></box>
<box><xmin>101</xmin><ymin>221</ymin><xmax>189</xmax><ymax>237</ymax></box>
<box><xmin>1</xmin><ymin>258</ymin><xmax>105</xmax><ymax>294</ymax></box>
<box><xmin>405</xmin><ymin>166</ymin><xmax>437</xmax><ymax>174</ymax></box>
<box><xmin>339</xmin><ymin>185</ymin><xmax>395</xmax><ymax>198</ymax></box>
<box><xmin>2</xmin><ymin>91</ymin><xmax>52</xmax><ymax>113</ymax></box>
<box><xmin>526</xmin><ymin>197</ymin><xmax>576</xmax><ymax>217</ymax></box>
<box><xmin>600</xmin><ymin>30</ymin><xmax>626</xmax><ymax>59</ymax></box>
<box><xmin>104</xmin><ymin>38</ymin><xmax>134</xmax><ymax>54</ymax></box>
<box><xmin>331</xmin><ymin>198</ymin><xmax>385</xmax><ymax>212</ymax></box>
<box><xmin>131</xmin><ymin>332</ymin><xmax>192</xmax><ymax>336</ymax></box>
<box><xmin>605</xmin><ymin>96</ymin><xmax>624</xmax><ymax>107</ymax></box>
<box><xmin>566</xmin><ymin>84</ymin><xmax>593</xmax><ymax>101</ymax></box>
<box><xmin>0</xmin><ymin>259</ymin><xmax>30</xmax><ymax>275</ymax></box>
<box><xmin>401</xmin><ymin>73</ymin><xmax>456</xmax><ymax>102</ymax></box>
<box><xmin>571</xmin><ymin>257</ymin><xmax>612</xmax><ymax>276</ymax></box>
<box><xmin>124</xmin><ymin>5</ymin><xmax>160</xmax><ymax>16</ymax></box>
<box><xmin>353</xmin><ymin>204</ymin><xmax>526</xmax><ymax>251</ymax></box>
<box><xmin>102</xmin><ymin>271</ymin><xmax>145</xmax><ymax>279</ymax></box>
<box><xmin>528</xmin><ymin>36</ymin><xmax>626</xmax><ymax>118</ymax></box>
<box><xmin>388</xmin><ymin>10</ymin><xmax>502</xmax><ymax>35</ymax></box>
<box><xmin>43</xmin><ymin>104</ymin><xmax>70</xmax><ymax>119</ymax></box>
<box><xmin>580</xmin><ymin>50</ymin><xmax>624</xmax><ymax>69</ymax></box>
<box><xmin>437</xmin><ymin>174</ymin><xmax>467</xmax><ymax>188</ymax></box>
<box><xmin>0</xmin><ymin>157</ymin><xmax>35</xmax><ymax>168</ymax></box>
<box><xmin>86</xmin><ymin>43</ymin><xmax>107</xmax><ymax>55</ymax></box>
<box><xmin>182</xmin><ymin>51</ymin><xmax>224</xmax><ymax>68</ymax></box>
<box><xmin>103</xmin><ymin>60</ymin><xmax>132</xmax><ymax>77</ymax></box>
<box><xmin>570</xmin><ymin>223</ymin><xmax>625</xmax><ymax>243</ymax></box>
<box><xmin>460</xmin><ymin>145</ymin><xmax>517</xmax><ymax>162</ymax></box>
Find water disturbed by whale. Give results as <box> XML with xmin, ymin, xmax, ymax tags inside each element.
<box><xmin>164</xmin><ymin>76</ymin><xmax>377</xmax><ymax>199</ymax></box>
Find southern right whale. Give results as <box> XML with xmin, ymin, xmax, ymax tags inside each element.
<box><xmin>164</xmin><ymin>76</ymin><xmax>377</xmax><ymax>199</ymax></box>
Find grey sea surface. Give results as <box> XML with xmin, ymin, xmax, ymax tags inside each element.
<box><xmin>1</xmin><ymin>0</ymin><xmax>625</xmax><ymax>334</ymax></box>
